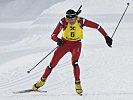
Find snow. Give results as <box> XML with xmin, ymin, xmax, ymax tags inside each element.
<box><xmin>0</xmin><ymin>0</ymin><xmax>133</xmax><ymax>100</ymax></box>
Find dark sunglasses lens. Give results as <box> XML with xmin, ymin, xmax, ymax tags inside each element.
<box><xmin>66</xmin><ymin>15</ymin><xmax>76</xmax><ymax>19</ymax></box>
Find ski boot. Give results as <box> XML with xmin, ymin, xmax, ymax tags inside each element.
<box><xmin>32</xmin><ymin>77</ymin><xmax>46</xmax><ymax>91</ymax></box>
<box><xmin>75</xmin><ymin>80</ymin><xmax>83</xmax><ymax>95</ymax></box>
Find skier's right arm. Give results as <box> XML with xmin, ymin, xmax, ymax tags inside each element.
<box><xmin>51</xmin><ymin>18</ymin><xmax>64</xmax><ymax>42</ymax></box>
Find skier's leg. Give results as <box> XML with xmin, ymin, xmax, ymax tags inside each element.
<box><xmin>42</xmin><ymin>45</ymin><xmax>69</xmax><ymax>78</ymax></box>
<box><xmin>70</xmin><ymin>42</ymin><xmax>81</xmax><ymax>80</ymax></box>
<box><xmin>32</xmin><ymin>45</ymin><xmax>68</xmax><ymax>90</ymax></box>
<box><xmin>70</xmin><ymin>42</ymin><xmax>83</xmax><ymax>94</ymax></box>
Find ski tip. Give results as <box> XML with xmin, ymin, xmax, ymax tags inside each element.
<box><xmin>79</xmin><ymin>94</ymin><xmax>83</xmax><ymax>96</ymax></box>
<box><xmin>77</xmin><ymin>93</ymin><xmax>83</xmax><ymax>96</ymax></box>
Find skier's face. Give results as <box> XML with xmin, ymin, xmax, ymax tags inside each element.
<box><xmin>67</xmin><ymin>17</ymin><xmax>77</xmax><ymax>25</ymax></box>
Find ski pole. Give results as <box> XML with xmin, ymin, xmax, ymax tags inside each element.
<box><xmin>76</xmin><ymin>5</ymin><xmax>82</xmax><ymax>15</ymax></box>
<box><xmin>27</xmin><ymin>46</ymin><xmax>58</xmax><ymax>73</ymax></box>
<box><xmin>111</xmin><ymin>3</ymin><xmax>130</xmax><ymax>38</ymax></box>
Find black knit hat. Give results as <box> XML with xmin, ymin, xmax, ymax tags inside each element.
<box><xmin>66</xmin><ymin>9</ymin><xmax>77</xmax><ymax>18</ymax></box>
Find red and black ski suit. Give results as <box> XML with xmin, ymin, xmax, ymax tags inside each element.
<box><xmin>42</xmin><ymin>17</ymin><xmax>107</xmax><ymax>80</ymax></box>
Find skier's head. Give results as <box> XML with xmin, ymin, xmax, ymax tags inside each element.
<box><xmin>66</xmin><ymin>9</ymin><xmax>77</xmax><ymax>19</ymax></box>
<box><xmin>66</xmin><ymin>9</ymin><xmax>77</xmax><ymax>24</ymax></box>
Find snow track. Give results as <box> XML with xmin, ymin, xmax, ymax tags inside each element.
<box><xmin>0</xmin><ymin>0</ymin><xmax>133</xmax><ymax>100</ymax></box>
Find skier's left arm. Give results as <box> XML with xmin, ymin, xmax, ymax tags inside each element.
<box><xmin>82</xmin><ymin>18</ymin><xmax>113</xmax><ymax>47</ymax></box>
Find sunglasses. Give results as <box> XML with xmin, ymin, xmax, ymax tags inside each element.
<box><xmin>66</xmin><ymin>14</ymin><xmax>76</xmax><ymax>18</ymax></box>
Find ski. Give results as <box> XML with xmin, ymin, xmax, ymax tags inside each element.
<box><xmin>13</xmin><ymin>89</ymin><xmax>47</xmax><ymax>94</ymax></box>
<box><xmin>77</xmin><ymin>93</ymin><xmax>83</xmax><ymax>96</ymax></box>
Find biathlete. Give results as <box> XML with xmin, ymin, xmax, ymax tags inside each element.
<box><xmin>31</xmin><ymin>7</ymin><xmax>112</xmax><ymax>95</ymax></box>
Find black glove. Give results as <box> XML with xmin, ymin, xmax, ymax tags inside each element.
<box><xmin>57</xmin><ymin>39</ymin><xmax>64</xmax><ymax>46</ymax></box>
<box><xmin>105</xmin><ymin>35</ymin><xmax>113</xmax><ymax>47</ymax></box>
